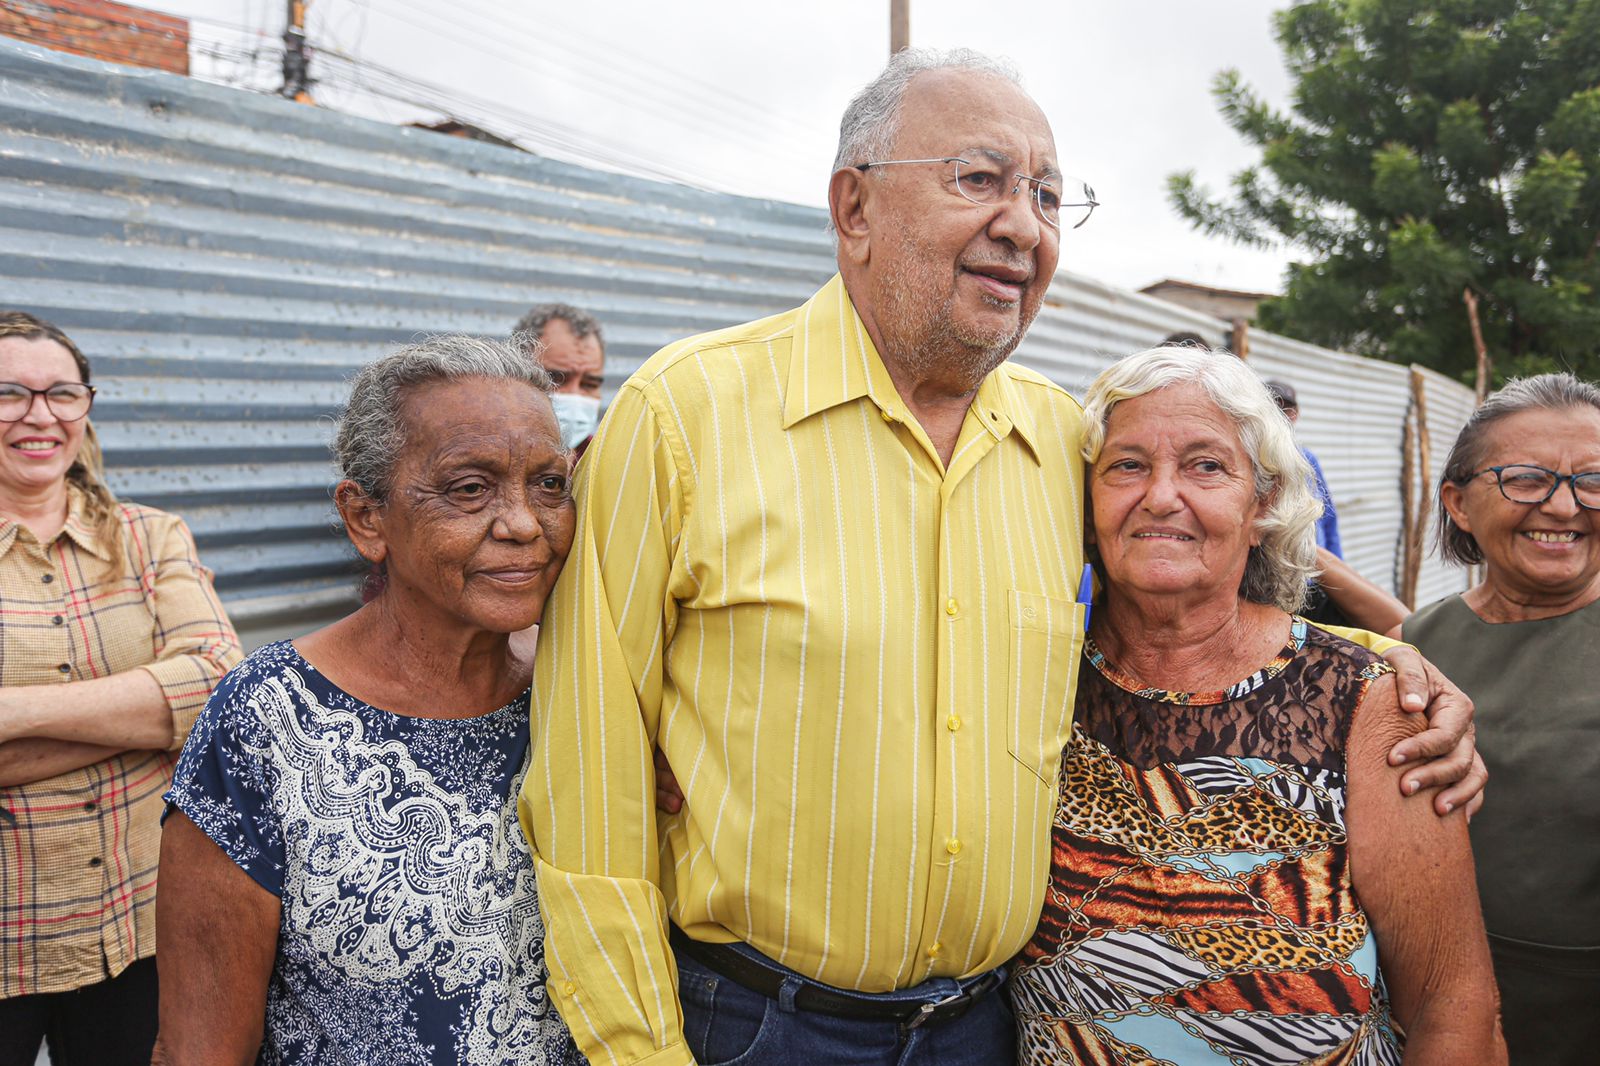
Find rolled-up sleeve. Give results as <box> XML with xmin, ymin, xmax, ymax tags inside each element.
<box><xmin>520</xmin><ymin>379</ymin><xmax>692</xmax><ymax>1066</ymax></box>
<box><xmin>134</xmin><ymin>514</ymin><xmax>243</xmax><ymax>750</ymax></box>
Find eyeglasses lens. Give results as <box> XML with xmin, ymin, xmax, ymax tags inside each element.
<box><xmin>1498</xmin><ymin>465</ymin><xmax>1600</xmax><ymax>509</ymax></box>
<box><xmin>1574</xmin><ymin>475</ymin><xmax>1600</xmax><ymax>509</ymax></box>
<box><xmin>0</xmin><ymin>383</ymin><xmax>93</xmax><ymax>422</ymax></box>
<box><xmin>951</xmin><ymin>160</ymin><xmax>1070</xmax><ymax>230</ymax></box>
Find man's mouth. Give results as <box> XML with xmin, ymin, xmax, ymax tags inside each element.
<box><xmin>962</xmin><ymin>264</ymin><xmax>1031</xmax><ymax>302</ymax></box>
<box><xmin>1132</xmin><ymin>531</ymin><xmax>1194</xmax><ymax>541</ymax></box>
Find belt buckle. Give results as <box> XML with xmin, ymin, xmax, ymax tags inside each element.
<box><xmin>902</xmin><ymin>987</ymin><xmax>970</xmax><ymax>1031</ymax></box>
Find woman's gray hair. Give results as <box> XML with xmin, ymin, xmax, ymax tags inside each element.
<box><xmin>1437</xmin><ymin>372</ymin><xmax>1600</xmax><ymax>565</ymax></box>
<box><xmin>1080</xmin><ymin>346</ymin><xmax>1323</xmax><ymax>612</ymax></box>
<box><xmin>334</xmin><ymin>333</ymin><xmax>553</xmax><ymax>501</ymax></box>
<box><xmin>832</xmin><ymin>48</ymin><xmax>1022</xmax><ymax>172</ymax></box>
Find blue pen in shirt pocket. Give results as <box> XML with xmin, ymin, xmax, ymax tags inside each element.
<box><xmin>1076</xmin><ymin>563</ymin><xmax>1094</xmax><ymax>632</ymax></box>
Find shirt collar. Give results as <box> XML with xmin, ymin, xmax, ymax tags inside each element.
<box><xmin>0</xmin><ymin>485</ymin><xmax>112</xmax><ymax>561</ymax></box>
<box><xmin>782</xmin><ymin>274</ymin><xmax>888</xmax><ymax>429</ymax></box>
<box><xmin>60</xmin><ymin>485</ymin><xmax>112</xmax><ymax>561</ymax></box>
<box><xmin>783</xmin><ymin>274</ymin><xmax>1043</xmax><ymax>463</ymax></box>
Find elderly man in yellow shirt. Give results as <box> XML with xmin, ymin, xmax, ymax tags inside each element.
<box><xmin>520</xmin><ymin>49</ymin><xmax>1482</xmax><ymax>1066</ymax></box>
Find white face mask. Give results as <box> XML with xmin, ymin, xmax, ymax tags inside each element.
<box><xmin>549</xmin><ymin>392</ymin><xmax>600</xmax><ymax>450</ymax></box>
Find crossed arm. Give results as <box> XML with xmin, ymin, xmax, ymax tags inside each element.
<box><xmin>0</xmin><ymin>672</ymin><xmax>174</xmax><ymax>785</ymax></box>
<box><xmin>0</xmin><ymin>518</ymin><xmax>241</xmax><ymax>786</ymax></box>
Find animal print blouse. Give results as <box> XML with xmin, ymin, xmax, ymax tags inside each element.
<box><xmin>1010</xmin><ymin>618</ymin><xmax>1403</xmax><ymax>1065</ymax></box>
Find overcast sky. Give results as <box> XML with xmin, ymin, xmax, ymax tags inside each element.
<box><xmin>160</xmin><ymin>0</ymin><xmax>1302</xmax><ymax>293</ymax></box>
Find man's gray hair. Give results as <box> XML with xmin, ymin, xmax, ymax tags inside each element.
<box><xmin>1080</xmin><ymin>346</ymin><xmax>1323</xmax><ymax>613</ymax></box>
<box><xmin>832</xmin><ymin>47</ymin><xmax>1023</xmax><ymax>172</ymax></box>
<box><xmin>334</xmin><ymin>333</ymin><xmax>553</xmax><ymax>502</ymax></box>
<box><xmin>1436</xmin><ymin>372</ymin><xmax>1600</xmax><ymax>565</ymax></box>
<box><xmin>512</xmin><ymin>303</ymin><xmax>605</xmax><ymax>350</ymax></box>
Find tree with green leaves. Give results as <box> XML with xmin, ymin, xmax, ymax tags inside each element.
<box><xmin>1170</xmin><ymin>0</ymin><xmax>1600</xmax><ymax>383</ymax></box>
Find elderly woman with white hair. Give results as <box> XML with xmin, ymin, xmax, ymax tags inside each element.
<box><xmin>151</xmin><ymin>336</ymin><xmax>583</xmax><ymax>1065</ymax></box>
<box><xmin>1009</xmin><ymin>348</ymin><xmax>1505</xmax><ymax>1065</ymax></box>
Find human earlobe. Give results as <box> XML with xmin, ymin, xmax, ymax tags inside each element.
<box><xmin>335</xmin><ymin>481</ymin><xmax>388</xmax><ymax>565</ymax></box>
<box><xmin>828</xmin><ymin>168</ymin><xmax>871</xmax><ymax>262</ymax></box>
<box><xmin>1440</xmin><ymin>481</ymin><xmax>1473</xmax><ymax>535</ymax></box>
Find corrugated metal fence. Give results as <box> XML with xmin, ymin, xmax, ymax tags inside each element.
<box><xmin>0</xmin><ymin>40</ymin><xmax>1474</xmax><ymax>639</ymax></box>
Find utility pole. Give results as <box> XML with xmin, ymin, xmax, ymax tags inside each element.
<box><xmin>281</xmin><ymin>0</ymin><xmax>313</xmax><ymax>104</ymax></box>
<box><xmin>890</xmin><ymin>0</ymin><xmax>910</xmax><ymax>55</ymax></box>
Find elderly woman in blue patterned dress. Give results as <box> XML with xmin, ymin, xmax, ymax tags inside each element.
<box><xmin>152</xmin><ymin>336</ymin><xmax>582</xmax><ymax>1065</ymax></box>
<box><xmin>1008</xmin><ymin>347</ymin><xmax>1504</xmax><ymax>1065</ymax></box>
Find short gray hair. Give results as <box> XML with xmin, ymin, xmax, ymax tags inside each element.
<box><xmin>512</xmin><ymin>302</ymin><xmax>604</xmax><ymax>351</ymax></box>
<box><xmin>832</xmin><ymin>48</ymin><xmax>1022</xmax><ymax>172</ymax></box>
<box><xmin>1437</xmin><ymin>372</ymin><xmax>1600</xmax><ymax>565</ymax></box>
<box><xmin>334</xmin><ymin>334</ymin><xmax>553</xmax><ymax>502</ymax></box>
<box><xmin>1080</xmin><ymin>346</ymin><xmax>1323</xmax><ymax>612</ymax></box>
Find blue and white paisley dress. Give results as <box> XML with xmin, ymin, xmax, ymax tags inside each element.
<box><xmin>166</xmin><ymin>641</ymin><xmax>581</xmax><ymax>1066</ymax></box>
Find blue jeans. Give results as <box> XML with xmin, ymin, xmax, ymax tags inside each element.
<box><xmin>674</xmin><ymin>942</ymin><xmax>1014</xmax><ymax>1066</ymax></box>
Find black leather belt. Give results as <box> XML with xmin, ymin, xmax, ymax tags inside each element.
<box><xmin>669</xmin><ymin>926</ymin><xmax>1005</xmax><ymax>1030</ymax></box>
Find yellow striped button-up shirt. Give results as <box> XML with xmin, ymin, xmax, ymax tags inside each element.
<box><xmin>521</xmin><ymin>275</ymin><xmax>1090</xmax><ymax>1065</ymax></box>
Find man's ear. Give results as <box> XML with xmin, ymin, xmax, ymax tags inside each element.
<box><xmin>829</xmin><ymin>166</ymin><xmax>872</xmax><ymax>266</ymax></box>
<box><xmin>335</xmin><ymin>480</ymin><xmax>388</xmax><ymax>565</ymax></box>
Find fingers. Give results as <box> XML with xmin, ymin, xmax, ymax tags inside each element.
<box><xmin>653</xmin><ymin>745</ymin><xmax>684</xmax><ymax>815</ymax></box>
<box><xmin>1436</xmin><ymin>751</ymin><xmax>1489</xmax><ymax>821</ymax></box>
<box><xmin>1388</xmin><ymin>659</ymin><xmax>1475</xmax><ymax>766</ymax></box>
<box><xmin>1380</xmin><ymin>644</ymin><xmax>1428</xmax><ymax>712</ymax></box>
<box><xmin>1398</xmin><ymin>725</ymin><xmax>1476</xmax><ymax>810</ymax></box>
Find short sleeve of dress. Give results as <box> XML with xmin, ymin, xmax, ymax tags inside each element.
<box><xmin>164</xmin><ymin>646</ymin><xmax>288</xmax><ymax>897</ymax></box>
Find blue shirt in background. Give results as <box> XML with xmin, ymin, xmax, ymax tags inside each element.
<box><xmin>1303</xmin><ymin>447</ymin><xmax>1342</xmax><ymax>558</ymax></box>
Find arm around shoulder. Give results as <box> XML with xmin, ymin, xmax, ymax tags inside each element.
<box><xmin>1345</xmin><ymin>673</ymin><xmax>1505</xmax><ymax>1065</ymax></box>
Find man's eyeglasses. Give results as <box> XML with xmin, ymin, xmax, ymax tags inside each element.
<box><xmin>1458</xmin><ymin>464</ymin><xmax>1600</xmax><ymax>510</ymax></box>
<box><xmin>0</xmin><ymin>382</ymin><xmax>95</xmax><ymax>423</ymax></box>
<box><xmin>853</xmin><ymin>156</ymin><xmax>1099</xmax><ymax>230</ymax></box>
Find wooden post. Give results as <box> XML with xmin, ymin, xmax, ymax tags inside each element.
<box><xmin>282</xmin><ymin>0</ymin><xmax>313</xmax><ymax>104</ymax></box>
<box><xmin>1463</xmin><ymin>287</ymin><xmax>1490</xmax><ymax>403</ymax></box>
<box><xmin>1402</xmin><ymin>368</ymin><xmax>1432</xmax><ymax>607</ymax></box>
<box><xmin>1229</xmin><ymin>317</ymin><xmax>1250</xmax><ymax>360</ymax></box>
<box><xmin>890</xmin><ymin>0</ymin><xmax>910</xmax><ymax>55</ymax></box>
<box><xmin>1399</xmin><ymin>402</ymin><xmax>1417</xmax><ymax>607</ymax></box>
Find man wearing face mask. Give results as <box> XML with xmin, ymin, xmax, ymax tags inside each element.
<box><xmin>513</xmin><ymin>303</ymin><xmax>606</xmax><ymax>456</ymax></box>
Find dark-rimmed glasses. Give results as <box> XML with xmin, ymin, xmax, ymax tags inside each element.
<box><xmin>1459</xmin><ymin>464</ymin><xmax>1600</xmax><ymax>510</ymax></box>
<box><xmin>0</xmin><ymin>382</ymin><xmax>96</xmax><ymax>423</ymax></box>
<box><xmin>854</xmin><ymin>156</ymin><xmax>1099</xmax><ymax>230</ymax></box>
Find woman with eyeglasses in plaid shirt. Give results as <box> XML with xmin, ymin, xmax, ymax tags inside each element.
<box><xmin>0</xmin><ymin>312</ymin><xmax>242</xmax><ymax>1066</ymax></box>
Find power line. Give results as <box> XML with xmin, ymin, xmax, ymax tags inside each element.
<box><xmin>361</xmin><ymin>0</ymin><xmax>818</xmax><ymax>171</ymax></box>
<box><xmin>406</xmin><ymin>0</ymin><xmax>820</xmax><ymax>141</ymax></box>
<box><xmin>308</xmin><ymin>47</ymin><xmax>747</xmax><ymax>189</ymax></box>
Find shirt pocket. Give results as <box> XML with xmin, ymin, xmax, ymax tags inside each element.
<box><xmin>1006</xmin><ymin>590</ymin><xmax>1085</xmax><ymax>787</ymax></box>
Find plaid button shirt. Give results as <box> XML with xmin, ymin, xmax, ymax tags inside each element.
<box><xmin>0</xmin><ymin>488</ymin><xmax>241</xmax><ymax>997</ymax></box>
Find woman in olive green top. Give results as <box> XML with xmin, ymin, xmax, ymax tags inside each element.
<box><xmin>1401</xmin><ymin>372</ymin><xmax>1600</xmax><ymax>1066</ymax></box>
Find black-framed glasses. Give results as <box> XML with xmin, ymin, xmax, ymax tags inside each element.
<box><xmin>1460</xmin><ymin>464</ymin><xmax>1600</xmax><ymax>510</ymax></box>
<box><xmin>0</xmin><ymin>382</ymin><xmax>95</xmax><ymax>423</ymax></box>
<box><xmin>854</xmin><ymin>156</ymin><xmax>1099</xmax><ymax>230</ymax></box>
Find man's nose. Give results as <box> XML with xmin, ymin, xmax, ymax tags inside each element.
<box><xmin>987</xmin><ymin>180</ymin><xmax>1045</xmax><ymax>252</ymax></box>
